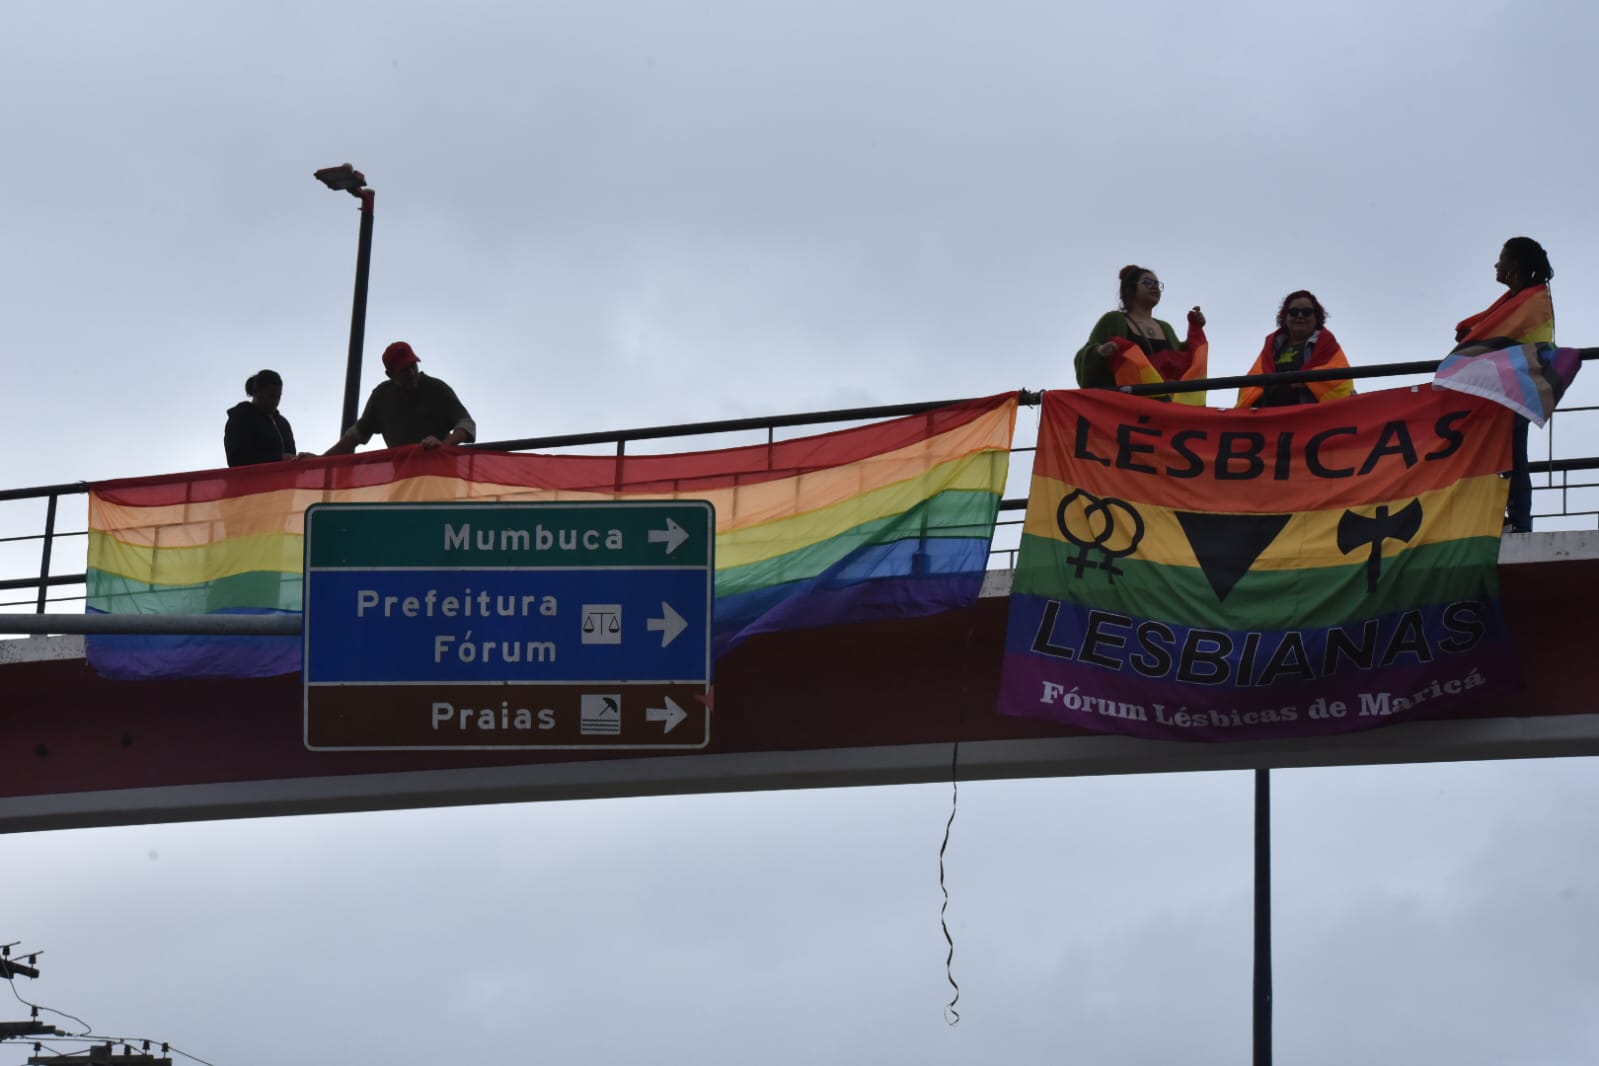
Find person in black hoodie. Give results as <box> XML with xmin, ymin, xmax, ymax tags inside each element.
<box><xmin>224</xmin><ymin>369</ymin><xmax>303</xmax><ymax>466</ymax></box>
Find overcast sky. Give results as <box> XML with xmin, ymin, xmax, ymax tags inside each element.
<box><xmin>4</xmin><ymin>1</ymin><xmax>1599</xmax><ymax>1063</ymax></box>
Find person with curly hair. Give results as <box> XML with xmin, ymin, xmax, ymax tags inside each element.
<box><xmin>1236</xmin><ymin>290</ymin><xmax>1355</xmax><ymax>409</ymax></box>
<box><xmin>1451</xmin><ymin>237</ymin><xmax>1555</xmax><ymax>533</ymax></box>
<box><xmin>1074</xmin><ymin>265</ymin><xmax>1208</xmax><ymax>404</ymax></box>
<box><xmin>1453</xmin><ymin>237</ymin><xmax>1554</xmax><ymax>351</ymax></box>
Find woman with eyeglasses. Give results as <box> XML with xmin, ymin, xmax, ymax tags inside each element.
<box><xmin>1075</xmin><ymin>264</ymin><xmax>1208</xmax><ymax>404</ymax></box>
<box><xmin>1450</xmin><ymin>237</ymin><xmax>1555</xmax><ymax>534</ymax></box>
<box><xmin>1236</xmin><ymin>290</ymin><xmax>1354</xmax><ymax>409</ymax></box>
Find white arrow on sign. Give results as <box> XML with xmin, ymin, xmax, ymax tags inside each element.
<box><xmin>646</xmin><ymin>601</ymin><xmax>687</xmax><ymax>647</ymax></box>
<box><xmin>647</xmin><ymin>518</ymin><xmax>690</xmax><ymax>555</ymax></box>
<box><xmin>646</xmin><ymin>696</ymin><xmax>687</xmax><ymax>734</ymax></box>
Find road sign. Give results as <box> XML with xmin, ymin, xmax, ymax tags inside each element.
<box><xmin>303</xmin><ymin>500</ymin><xmax>714</xmax><ymax>751</ymax></box>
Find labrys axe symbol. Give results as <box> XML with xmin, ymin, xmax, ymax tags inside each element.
<box><xmin>1336</xmin><ymin>499</ymin><xmax>1423</xmax><ymax>592</ymax></box>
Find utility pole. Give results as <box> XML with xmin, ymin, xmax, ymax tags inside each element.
<box><xmin>0</xmin><ymin>946</ymin><xmax>39</xmax><ymax>980</ymax></box>
<box><xmin>0</xmin><ymin>1023</ymin><xmax>64</xmax><ymax>1040</ymax></box>
<box><xmin>0</xmin><ymin>946</ymin><xmax>64</xmax><ymax>1044</ymax></box>
<box><xmin>2</xmin><ymin>946</ymin><xmax>179</xmax><ymax>1065</ymax></box>
<box><xmin>26</xmin><ymin>1043</ymin><xmax>171</xmax><ymax>1066</ymax></box>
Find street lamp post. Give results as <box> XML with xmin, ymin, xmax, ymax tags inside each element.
<box><xmin>313</xmin><ymin>164</ymin><xmax>375</xmax><ymax>435</ymax></box>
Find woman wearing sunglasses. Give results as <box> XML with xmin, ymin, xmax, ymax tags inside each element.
<box><xmin>1236</xmin><ymin>290</ymin><xmax>1354</xmax><ymax>409</ymax></box>
<box><xmin>1075</xmin><ymin>264</ymin><xmax>1208</xmax><ymax>404</ymax></box>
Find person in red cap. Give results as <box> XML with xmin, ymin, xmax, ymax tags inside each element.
<box><xmin>323</xmin><ymin>341</ymin><xmax>477</xmax><ymax>454</ymax></box>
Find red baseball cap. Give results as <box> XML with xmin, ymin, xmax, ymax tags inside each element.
<box><xmin>381</xmin><ymin>341</ymin><xmax>420</xmax><ymax>372</ymax></box>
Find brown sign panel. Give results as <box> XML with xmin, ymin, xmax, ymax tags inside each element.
<box><xmin>306</xmin><ymin>683</ymin><xmax>710</xmax><ymax>749</ymax></box>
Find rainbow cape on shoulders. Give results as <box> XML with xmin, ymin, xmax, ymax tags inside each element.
<box><xmin>1452</xmin><ymin>284</ymin><xmax>1554</xmax><ymax>349</ymax></box>
<box><xmin>1435</xmin><ymin>284</ymin><xmax>1580</xmax><ymax>425</ymax></box>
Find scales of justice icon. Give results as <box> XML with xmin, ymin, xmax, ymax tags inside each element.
<box><xmin>582</xmin><ymin>604</ymin><xmax>623</xmax><ymax>644</ymax></box>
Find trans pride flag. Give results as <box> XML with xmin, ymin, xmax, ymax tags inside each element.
<box><xmin>1433</xmin><ymin>343</ymin><xmax>1582</xmax><ymax>426</ymax></box>
<box><xmin>88</xmin><ymin>393</ymin><xmax>1018</xmax><ymax>679</ymax></box>
<box><xmin>998</xmin><ymin>387</ymin><xmax>1517</xmax><ymax>742</ymax></box>
<box><xmin>1433</xmin><ymin>283</ymin><xmax>1581</xmax><ymax>425</ymax></box>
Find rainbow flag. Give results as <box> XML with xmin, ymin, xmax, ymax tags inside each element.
<box><xmin>1106</xmin><ymin>312</ymin><xmax>1209</xmax><ymax>405</ymax></box>
<box><xmin>88</xmin><ymin>393</ymin><xmax>1018</xmax><ymax>679</ymax></box>
<box><xmin>997</xmin><ymin>387</ymin><xmax>1518</xmax><ymax>742</ymax></box>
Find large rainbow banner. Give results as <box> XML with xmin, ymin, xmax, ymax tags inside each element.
<box><xmin>998</xmin><ymin>387</ymin><xmax>1518</xmax><ymax>742</ymax></box>
<box><xmin>88</xmin><ymin>393</ymin><xmax>1018</xmax><ymax>680</ymax></box>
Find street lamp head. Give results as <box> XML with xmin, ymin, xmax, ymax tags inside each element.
<box><xmin>314</xmin><ymin>164</ymin><xmax>368</xmax><ymax>197</ymax></box>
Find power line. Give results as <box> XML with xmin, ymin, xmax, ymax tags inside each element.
<box><xmin>0</xmin><ymin>947</ymin><xmax>211</xmax><ymax>1066</ymax></box>
<box><xmin>5</xmin><ymin>976</ymin><xmax>91</xmax><ymax>1036</ymax></box>
<box><xmin>10</xmin><ymin>1037</ymin><xmax>213</xmax><ymax>1066</ymax></box>
<box><xmin>0</xmin><ymin>948</ymin><xmax>81</xmax><ymax>1041</ymax></box>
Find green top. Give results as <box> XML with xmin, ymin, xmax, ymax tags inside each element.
<box><xmin>352</xmin><ymin>373</ymin><xmax>477</xmax><ymax>448</ymax></box>
<box><xmin>306</xmin><ymin>501</ymin><xmax>715</xmax><ymax>568</ymax></box>
<box><xmin>1073</xmin><ymin>310</ymin><xmax>1181</xmax><ymax>390</ymax></box>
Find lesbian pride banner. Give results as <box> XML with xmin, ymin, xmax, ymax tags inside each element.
<box><xmin>998</xmin><ymin>387</ymin><xmax>1518</xmax><ymax>742</ymax></box>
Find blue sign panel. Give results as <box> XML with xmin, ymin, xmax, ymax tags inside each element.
<box><xmin>305</xmin><ymin>569</ymin><xmax>711</xmax><ymax>683</ymax></box>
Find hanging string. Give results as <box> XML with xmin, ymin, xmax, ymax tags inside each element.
<box><xmin>939</xmin><ymin>739</ymin><xmax>961</xmax><ymax>1025</ymax></box>
<box><xmin>936</xmin><ymin>619</ymin><xmax>984</xmax><ymax>1026</ymax></box>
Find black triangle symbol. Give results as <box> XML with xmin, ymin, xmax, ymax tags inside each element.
<box><xmin>1174</xmin><ymin>512</ymin><xmax>1292</xmax><ymax>602</ymax></box>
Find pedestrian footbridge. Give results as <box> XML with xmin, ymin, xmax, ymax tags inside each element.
<box><xmin>3</xmin><ymin>388</ymin><xmax>1597</xmax><ymax>831</ymax></box>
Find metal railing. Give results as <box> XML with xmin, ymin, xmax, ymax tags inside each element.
<box><xmin>3</xmin><ymin>363</ymin><xmax>1597</xmax><ymax>618</ymax></box>
<box><xmin>0</xmin><ymin>481</ymin><xmax>90</xmax><ymax>613</ymax></box>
